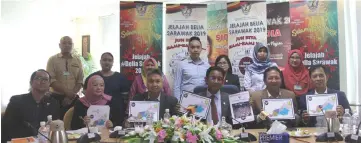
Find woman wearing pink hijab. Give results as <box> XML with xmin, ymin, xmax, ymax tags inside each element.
<box><xmin>71</xmin><ymin>75</ymin><xmax>124</xmax><ymax>130</ymax></box>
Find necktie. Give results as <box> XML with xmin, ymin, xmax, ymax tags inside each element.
<box><xmin>211</xmin><ymin>95</ymin><xmax>219</xmax><ymax>124</ymax></box>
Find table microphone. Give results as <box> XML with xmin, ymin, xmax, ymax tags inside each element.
<box><xmin>24</xmin><ymin>121</ymin><xmax>52</xmax><ymax>143</ymax></box>
<box><xmin>315</xmin><ymin>109</ymin><xmax>343</xmax><ymax>142</ymax></box>
<box><xmin>77</xmin><ymin>117</ymin><xmax>101</xmax><ymax>143</ymax></box>
<box><xmin>231</xmin><ymin>117</ymin><xmax>257</xmax><ymax>142</ymax></box>
<box><xmin>345</xmin><ymin>120</ymin><xmax>361</xmax><ymax>143</ymax></box>
<box><xmin>109</xmin><ymin>126</ymin><xmax>126</xmax><ymax>138</ymax></box>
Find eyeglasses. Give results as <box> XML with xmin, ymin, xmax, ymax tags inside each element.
<box><xmin>34</xmin><ymin>77</ymin><xmax>49</xmax><ymax>82</ymax></box>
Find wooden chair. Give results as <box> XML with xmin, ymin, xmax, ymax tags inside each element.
<box><xmin>63</xmin><ymin>107</ymin><xmax>74</xmax><ymax>130</ymax></box>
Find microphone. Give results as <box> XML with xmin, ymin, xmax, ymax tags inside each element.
<box><xmin>315</xmin><ymin>107</ymin><xmax>343</xmax><ymax>142</ymax></box>
<box><xmin>77</xmin><ymin>117</ymin><xmax>101</xmax><ymax>143</ymax></box>
<box><xmin>24</xmin><ymin>121</ymin><xmax>52</xmax><ymax>143</ymax></box>
<box><xmin>109</xmin><ymin>126</ymin><xmax>126</xmax><ymax>138</ymax></box>
<box><xmin>345</xmin><ymin>118</ymin><xmax>361</xmax><ymax>142</ymax></box>
<box><xmin>231</xmin><ymin>117</ymin><xmax>257</xmax><ymax>142</ymax></box>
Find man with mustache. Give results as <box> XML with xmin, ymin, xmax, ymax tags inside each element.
<box><xmin>299</xmin><ymin>65</ymin><xmax>351</xmax><ymax>126</ymax></box>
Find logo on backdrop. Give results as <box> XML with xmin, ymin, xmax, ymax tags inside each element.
<box><xmin>307</xmin><ymin>1</ymin><xmax>319</xmax><ymax>12</ymax></box>
<box><xmin>136</xmin><ymin>4</ymin><xmax>147</xmax><ymax>16</ymax></box>
<box><xmin>181</xmin><ymin>6</ymin><xmax>192</xmax><ymax>18</ymax></box>
<box><xmin>241</xmin><ymin>3</ymin><xmax>252</xmax><ymax>15</ymax></box>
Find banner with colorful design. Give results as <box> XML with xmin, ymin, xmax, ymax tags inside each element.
<box><xmin>267</xmin><ymin>2</ymin><xmax>291</xmax><ymax>70</ymax></box>
<box><xmin>290</xmin><ymin>1</ymin><xmax>339</xmax><ymax>89</ymax></box>
<box><xmin>165</xmin><ymin>4</ymin><xmax>208</xmax><ymax>89</ymax></box>
<box><xmin>227</xmin><ymin>1</ymin><xmax>267</xmax><ymax>89</ymax></box>
<box><xmin>119</xmin><ymin>2</ymin><xmax>163</xmax><ymax>81</ymax></box>
<box><xmin>207</xmin><ymin>3</ymin><xmax>228</xmax><ymax>66</ymax></box>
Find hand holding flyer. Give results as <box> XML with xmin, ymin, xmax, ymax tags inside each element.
<box><xmin>128</xmin><ymin>101</ymin><xmax>160</xmax><ymax>122</ymax></box>
<box><xmin>179</xmin><ymin>91</ymin><xmax>211</xmax><ymax>119</ymax></box>
<box><xmin>262</xmin><ymin>98</ymin><xmax>295</xmax><ymax>120</ymax></box>
<box><xmin>87</xmin><ymin>105</ymin><xmax>110</xmax><ymax>127</ymax></box>
<box><xmin>229</xmin><ymin>92</ymin><xmax>254</xmax><ymax>124</ymax></box>
<box><xmin>306</xmin><ymin>94</ymin><xmax>338</xmax><ymax>116</ymax></box>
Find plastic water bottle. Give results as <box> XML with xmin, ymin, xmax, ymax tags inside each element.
<box><xmin>316</xmin><ymin>116</ymin><xmax>327</xmax><ymax>134</ymax></box>
<box><xmin>38</xmin><ymin>121</ymin><xmax>49</xmax><ymax>143</ymax></box>
<box><xmin>352</xmin><ymin>112</ymin><xmax>359</xmax><ymax>134</ymax></box>
<box><xmin>46</xmin><ymin>115</ymin><xmax>52</xmax><ymax>129</ymax></box>
<box><xmin>342</xmin><ymin>109</ymin><xmax>352</xmax><ymax>136</ymax></box>
<box><xmin>220</xmin><ymin>116</ymin><xmax>232</xmax><ymax>133</ymax></box>
<box><xmin>146</xmin><ymin>111</ymin><xmax>153</xmax><ymax>127</ymax></box>
<box><xmin>163</xmin><ymin>109</ymin><xmax>171</xmax><ymax>120</ymax></box>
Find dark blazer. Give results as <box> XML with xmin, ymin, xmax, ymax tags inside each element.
<box><xmin>298</xmin><ymin>88</ymin><xmax>351</xmax><ymax>127</ymax></box>
<box><xmin>2</xmin><ymin>93</ymin><xmax>60</xmax><ymax>142</ymax></box>
<box><xmin>197</xmin><ymin>91</ymin><xmax>232</xmax><ymax>125</ymax></box>
<box><xmin>225</xmin><ymin>73</ymin><xmax>240</xmax><ymax>90</ymax></box>
<box><xmin>132</xmin><ymin>92</ymin><xmax>179</xmax><ymax>120</ymax></box>
<box><xmin>250</xmin><ymin>89</ymin><xmax>299</xmax><ymax>128</ymax></box>
<box><xmin>71</xmin><ymin>97</ymin><xmax>124</xmax><ymax>130</ymax></box>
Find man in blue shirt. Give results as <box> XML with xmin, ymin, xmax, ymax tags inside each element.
<box><xmin>299</xmin><ymin>65</ymin><xmax>351</xmax><ymax>126</ymax></box>
<box><xmin>173</xmin><ymin>36</ymin><xmax>210</xmax><ymax>99</ymax></box>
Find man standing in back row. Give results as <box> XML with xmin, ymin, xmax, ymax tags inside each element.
<box><xmin>173</xmin><ymin>36</ymin><xmax>210</xmax><ymax>99</ymax></box>
<box><xmin>46</xmin><ymin>36</ymin><xmax>84</xmax><ymax>119</ymax></box>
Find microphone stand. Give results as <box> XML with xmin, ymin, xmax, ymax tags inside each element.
<box><xmin>345</xmin><ymin>121</ymin><xmax>361</xmax><ymax>143</ymax></box>
<box><xmin>231</xmin><ymin>118</ymin><xmax>257</xmax><ymax>142</ymax></box>
<box><xmin>77</xmin><ymin>117</ymin><xmax>101</xmax><ymax>143</ymax></box>
<box><xmin>315</xmin><ymin>110</ymin><xmax>343</xmax><ymax>142</ymax></box>
<box><xmin>24</xmin><ymin>121</ymin><xmax>52</xmax><ymax>143</ymax></box>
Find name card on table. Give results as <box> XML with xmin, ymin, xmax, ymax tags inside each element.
<box><xmin>259</xmin><ymin>132</ymin><xmax>290</xmax><ymax>143</ymax></box>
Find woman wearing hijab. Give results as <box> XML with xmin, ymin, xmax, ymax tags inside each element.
<box><xmin>215</xmin><ymin>55</ymin><xmax>240</xmax><ymax>89</ymax></box>
<box><xmin>129</xmin><ymin>58</ymin><xmax>172</xmax><ymax>99</ymax></box>
<box><xmin>71</xmin><ymin>75</ymin><xmax>123</xmax><ymax>130</ymax></box>
<box><xmin>244</xmin><ymin>42</ymin><xmax>277</xmax><ymax>92</ymax></box>
<box><xmin>282</xmin><ymin>49</ymin><xmax>311</xmax><ymax>96</ymax></box>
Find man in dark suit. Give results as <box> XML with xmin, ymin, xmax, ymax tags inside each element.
<box><xmin>2</xmin><ymin>70</ymin><xmax>60</xmax><ymax>142</ymax></box>
<box><xmin>197</xmin><ymin>66</ymin><xmax>232</xmax><ymax>125</ymax></box>
<box><xmin>250</xmin><ymin>66</ymin><xmax>299</xmax><ymax>128</ymax></box>
<box><xmin>132</xmin><ymin>69</ymin><xmax>180</xmax><ymax>120</ymax></box>
<box><xmin>299</xmin><ymin>65</ymin><xmax>351</xmax><ymax>127</ymax></box>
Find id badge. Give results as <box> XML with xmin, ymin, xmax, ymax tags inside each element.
<box><xmin>294</xmin><ymin>84</ymin><xmax>302</xmax><ymax>91</ymax></box>
<box><xmin>63</xmin><ymin>71</ymin><xmax>70</xmax><ymax>76</ymax></box>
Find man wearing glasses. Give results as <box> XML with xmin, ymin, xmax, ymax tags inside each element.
<box><xmin>46</xmin><ymin>36</ymin><xmax>84</xmax><ymax>119</ymax></box>
<box><xmin>2</xmin><ymin>69</ymin><xmax>60</xmax><ymax>142</ymax></box>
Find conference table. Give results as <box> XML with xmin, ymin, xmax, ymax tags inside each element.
<box><xmin>68</xmin><ymin>127</ymin><xmax>346</xmax><ymax>143</ymax></box>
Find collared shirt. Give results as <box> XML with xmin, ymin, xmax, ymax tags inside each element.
<box><xmin>46</xmin><ymin>53</ymin><xmax>84</xmax><ymax>94</ymax></box>
<box><xmin>267</xmin><ymin>90</ymin><xmax>282</xmax><ymax>98</ymax></box>
<box><xmin>315</xmin><ymin>88</ymin><xmax>328</xmax><ymax>94</ymax></box>
<box><xmin>206</xmin><ymin>90</ymin><xmax>222</xmax><ymax>124</ymax></box>
<box><xmin>173</xmin><ymin>57</ymin><xmax>210</xmax><ymax>99</ymax></box>
<box><xmin>147</xmin><ymin>93</ymin><xmax>161</xmax><ymax>101</ymax></box>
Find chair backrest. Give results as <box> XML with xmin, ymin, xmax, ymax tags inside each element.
<box><xmin>193</xmin><ymin>85</ymin><xmax>240</xmax><ymax>95</ymax></box>
<box><xmin>63</xmin><ymin>107</ymin><xmax>74</xmax><ymax>131</ymax></box>
<box><xmin>193</xmin><ymin>85</ymin><xmax>208</xmax><ymax>94</ymax></box>
<box><xmin>221</xmin><ymin>85</ymin><xmax>240</xmax><ymax>94</ymax></box>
